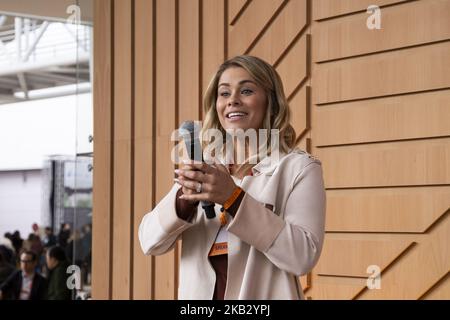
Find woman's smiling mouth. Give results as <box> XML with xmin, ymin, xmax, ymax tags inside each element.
<box><xmin>226</xmin><ymin>111</ymin><xmax>248</xmax><ymax>121</ymax></box>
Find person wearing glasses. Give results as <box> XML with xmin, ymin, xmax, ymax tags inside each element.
<box><xmin>0</xmin><ymin>251</ymin><xmax>47</xmax><ymax>300</ymax></box>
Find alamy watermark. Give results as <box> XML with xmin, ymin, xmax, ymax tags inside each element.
<box><xmin>171</xmin><ymin>122</ymin><xmax>281</xmax><ymax>166</ymax></box>
<box><xmin>66</xmin><ymin>5</ymin><xmax>81</xmax><ymax>25</ymax></box>
<box><xmin>66</xmin><ymin>265</ymin><xmax>81</xmax><ymax>290</ymax></box>
<box><xmin>366</xmin><ymin>265</ymin><xmax>381</xmax><ymax>290</ymax></box>
<box><xmin>367</xmin><ymin>5</ymin><xmax>381</xmax><ymax>30</ymax></box>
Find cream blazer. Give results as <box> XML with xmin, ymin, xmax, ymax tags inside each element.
<box><xmin>138</xmin><ymin>149</ymin><xmax>326</xmax><ymax>300</ymax></box>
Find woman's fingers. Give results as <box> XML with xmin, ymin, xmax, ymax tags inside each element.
<box><xmin>174</xmin><ymin>177</ymin><xmax>203</xmax><ymax>192</ymax></box>
<box><xmin>181</xmin><ymin>160</ymin><xmax>214</xmax><ymax>174</ymax></box>
<box><xmin>175</xmin><ymin>168</ymin><xmax>209</xmax><ymax>182</ymax></box>
<box><xmin>179</xmin><ymin>193</ymin><xmax>209</xmax><ymax>202</ymax></box>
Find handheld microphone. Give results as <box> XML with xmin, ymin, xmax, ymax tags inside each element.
<box><xmin>179</xmin><ymin>121</ymin><xmax>216</xmax><ymax>219</ymax></box>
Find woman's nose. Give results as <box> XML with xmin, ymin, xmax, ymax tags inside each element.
<box><xmin>227</xmin><ymin>93</ymin><xmax>240</xmax><ymax>106</ymax></box>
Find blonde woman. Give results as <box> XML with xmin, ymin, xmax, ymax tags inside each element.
<box><xmin>138</xmin><ymin>55</ymin><xmax>326</xmax><ymax>300</ymax></box>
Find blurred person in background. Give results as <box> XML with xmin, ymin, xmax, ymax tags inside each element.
<box><xmin>58</xmin><ymin>223</ymin><xmax>71</xmax><ymax>249</ymax></box>
<box><xmin>43</xmin><ymin>227</ymin><xmax>57</xmax><ymax>248</ymax></box>
<box><xmin>0</xmin><ymin>251</ymin><xmax>47</xmax><ymax>300</ymax></box>
<box><xmin>10</xmin><ymin>231</ymin><xmax>23</xmax><ymax>258</ymax></box>
<box><xmin>45</xmin><ymin>245</ymin><xmax>71</xmax><ymax>300</ymax></box>
<box><xmin>0</xmin><ymin>248</ymin><xmax>16</xmax><ymax>285</ymax></box>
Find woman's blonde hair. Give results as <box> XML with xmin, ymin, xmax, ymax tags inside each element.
<box><xmin>201</xmin><ymin>55</ymin><xmax>297</xmax><ymax>173</ymax></box>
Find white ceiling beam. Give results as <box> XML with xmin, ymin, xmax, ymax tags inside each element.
<box><xmin>0</xmin><ymin>53</ymin><xmax>89</xmax><ymax>76</ymax></box>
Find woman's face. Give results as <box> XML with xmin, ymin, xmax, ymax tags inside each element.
<box><xmin>216</xmin><ymin>67</ymin><xmax>267</xmax><ymax>132</ymax></box>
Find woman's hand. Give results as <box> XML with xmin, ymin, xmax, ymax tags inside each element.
<box><xmin>174</xmin><ymin>160</ymin><xmax>237</xmax><ymax>205</ymax></box>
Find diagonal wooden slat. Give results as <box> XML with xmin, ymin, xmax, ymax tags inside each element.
<box><xmin>276</xmin><ymin>34</ymin><xmax>308</xmax><ymax>99</ymax></box>
<box><xmin>228</xmin><ymin>0</ymin><xmax>284</xmax><ymax>57</ymax></box>
<box><xmin>315</xmin><ymin>238</ymin><xmax>415</xmax><ymax>277</ymax></box>
<box><xmin>228</xmin><ymin>0</ymin><xmax>251</xmax><ymax>26</ymax></box>
<box><xmin>357</xmin><ymin>213</ymin><xmax>450</xmax><ymax>299</ymax></box>
<box><xmin>420</xmin><ymin>272</ymin><xmax>450</xmax><ymax>300</ymax></box>
<box><xmin>250</xmin><ymin>0</ymin><xmax>307</xmax><ymax>65</ymax></box>
<box><xmin>289</xmin><ymin>84</ymin><xmax>308</xmax><ymax>143</ymax></box>
<box><xmin>308</xmin><ymin>274</ymin><xmax>368</xmax><ymax>300</ymax></box>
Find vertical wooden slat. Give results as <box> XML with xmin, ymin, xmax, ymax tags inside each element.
<box><xmin>179</xmin><ymin>0</ymin><xmax>200</xmax><ymax>123</ymax></box>
<box><xmin>112</xmin><ymin>0</ymin><xmax>133</xmax><ymax>300</ymax></box>
<box><xmin>154</xmin><ymin>0</ymin><xmax>177</xmax><ymax>300</ymax></box>
<box><xmin>202</xmin><ymin>0</ymin><xmax>225</xmax><ymax>100</ymax></box>
<box><xmin>92</xmin><ymin>0</ymin><xmax>112</xmax><ymax>300</ymax></box>
<box><xmin>133</xmin><ymin>0</ymin><xmax>154</xmax><ymax>300</ymax></box>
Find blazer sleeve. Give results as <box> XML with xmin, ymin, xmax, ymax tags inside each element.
<box><xmin>138</xmin><ymin>184</ymin><xmax>198</xmax><ymax>256</ymax></box>
<box><xmin>227</xmin><ymin>161</ymin><xmax>326</xmax><ymax>276</ymax></box>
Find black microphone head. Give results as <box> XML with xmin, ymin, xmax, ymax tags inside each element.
<box><xmin>180</xmin><ymin>121</ymin><xmax>203</xmax><ymax>162</ymax></box>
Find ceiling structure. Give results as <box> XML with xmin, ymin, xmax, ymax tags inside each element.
<box><xmin>0</xmin><ymin>0</ymin><xmax>92</xmax><ymax>105</ymax></box>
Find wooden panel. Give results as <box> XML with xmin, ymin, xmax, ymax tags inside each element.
<box><xmin>296</xmin><ymin>135</ymin><xmax>309</xmax><ymax>152</ymax></box>
<box><xmin>228</xmin><ymin>0</ymin><xmax>248</xmax><ymax>24</ymax></box>
<box><xmin>154</xmin><ymin>0</ymin><xmax>177</xmax><ymax>300</ymax></box>
<box><xmin>326</xmin><ymin>187</ymin><xmax>450</xmax><ymax>233</ymax></box>
<box><xmin>276</xmin><ymin>35</ymin><xmax>308</xmax><ymax>99</ymax></box>
<box><xmin>228</xmin><ymin>0</ymin><xmax>284</xmax><ymax>57</ymax></box>
<box><xmin>314</xmin><ymin>41</ymin><xmax>450</xmax><ymax>105</ymax></box>
<box><xmin>250</xmin><ymin>0</ymin><xmax>307</xmax><ymax>65</ymax></box>
<box><xmin>422</xmin><ymin>274</ymin><xmax>450</xmax><ymax>300</ymax></box>
<box><xmin>133</xmin><ymin>0</ymin><xmax>154</xmax><ymax>300</ymax></box>
<box><xmin>313</xmin><ymin>0</ymin><xmax>409</xmax><ymax>21</ymax></box>
<box><xmin>308</xmin><ymin>0</ymin><xmax>450</xmax><ymax>300</ymax></box>
<box><xmin>112</xmin><ymin>0</ymin><xmax>132</xmax><ymax>300</ymax></box>
<box><xmin>179</xmin><ymin>0</ymin><xmax>200</xmax><ymax>123</ymax></box>
<box><xmin>315</xmin><ymin>137</ymin><xmax>450</xmax><ymax>188</ymax></box>
<box><xmin>202</xmin><ymin>0</ymin><xmax>224</xmax><ymax>101</ymax></box>
<box><xmin>289</xmin><ymin>85</ymin><xmax>308</xmax><ymax>138</ymax></box>
<box><xmin>315</xmin><ymin>238</ymin><xmax>414</xmax><ymax>277</ymax></box>
<box><xmin>92</xmin><ymin>0</ymin><xmax>112</xmax><ymax>300</ymax></box>
<box><xmin>314</xmin><ymin>90</ymin><xmax>450</xmax><ymax>146</ymax></box>
<box><xmin>314</xmin><ymin>0</ymin><xmax>450</xmax><ymax>62</ymax></box>
<box><xmin>308</xmin><ymin>274</ymin><xmax>367</xmax><ymax>300</ymax></box>
<box><xmin>358</xmin><ymin>214</ymin><xmax>450</xmax><ymax>299</ymax></box>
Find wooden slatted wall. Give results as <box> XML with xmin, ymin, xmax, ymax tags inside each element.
<box><xmin>92</xmin><ymin>0</ymin><xmax>450</xmax><ymax>299</ymax></box>
<box><xmin>309</xmin><ymin>0</ymin><xmax>450</xmax><ymax>299</ymax></box>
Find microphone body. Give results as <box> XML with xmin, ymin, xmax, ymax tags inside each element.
<box><xmin>180</xmin><ymin>121</ymin><xmax>216</xmax><ymax>219</ymax></box>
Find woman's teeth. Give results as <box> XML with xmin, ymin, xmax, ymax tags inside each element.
<box><xmin>227</xmin><ymin>112</ymin><xmax>247</xmax><ymax>118</ymax></box>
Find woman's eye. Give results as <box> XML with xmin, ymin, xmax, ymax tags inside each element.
<box><xmin>219</xmin><ymin>92</ymin><xmax>230</xmax><ymax>97</ymax></box>
<box><xmin>241</xmin><ymin>89</ymin><xmax>253</xmax><ymax>95</ymax></box>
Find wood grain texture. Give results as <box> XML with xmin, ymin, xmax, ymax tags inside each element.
<box><xmin>315</xmin><ymin>238</ymin><xmax>414</xmax><ymax>277</ymax></box>
<box><xmin>313</xmin><ymin>0</ymin><xmax>409</xmax><ymax>21</ymax></box>
<box><xmin>250</xmin><ymin>0</ymin><xmax>307</xmax><ymax>65</ymax></box>
<box><xmin>228</xmin><ymin>0</ymin><xmax>284</xmax><ymax>57</ymax></box>
<box><xmin>314</xmin><ymin>0</ymin><xmax>450</xmax><ymax>62</ymax></box>
<box><xmin>315</xmin><ymin>137</ymin><xmax>450</xmax><ymax>188</ymax></box>
<box><xmin>314</xmin><ymin>90</ymin><xmax>450</xmax><ymax>146</ymax></box>
<box><xmin>154</xmin><ymin>0</ymin><xmax>177</xmax><ymax>300</ymax></box>
<box><xmin>314</xmin><ymin>41</ymin><xmax>450</xmax><ymax>105</ymax></box>
<box><xmin>112</xmin><ymin>0</ymin><xmax>132</xmax><ymax>300</ymax></box>
<box><xmin>92</xmin><ymin>0</ymin><xmax>112</xmax><ymax>300</ymax></box>
<box><xmin>326</xmin><ymin>187</ymin><xmax>450</xmax><ymax>232</ymax></box>
<box><xmin>133</xmin><ymin>0</ymin><xmax>154</xmax><ymax>300</ymax></box>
